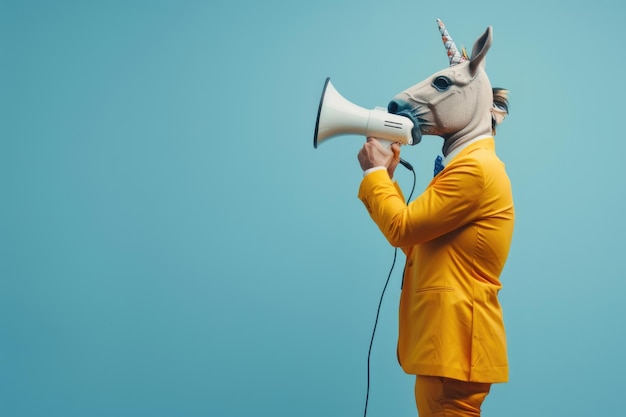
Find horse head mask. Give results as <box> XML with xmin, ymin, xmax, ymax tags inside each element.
<box><xmin>389</xmin><ymin>19</ymin><xmax>509</xmax><ymax>156</ymax></box>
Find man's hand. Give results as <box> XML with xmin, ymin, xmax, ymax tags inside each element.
<box><xmin>358</xmin><ymin>137</ymin><xmax>401</xmax><ymax>178</ymax></box>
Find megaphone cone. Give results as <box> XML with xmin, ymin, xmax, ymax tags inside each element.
<box><xmin>313</xmin><ymin>78</ymin><xmax>418</xmax><ymax>149</ymax></box>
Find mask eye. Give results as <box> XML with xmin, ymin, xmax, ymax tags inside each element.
<box><xmin>432</xmin><ymin>76</ymin><xmax>452</xmax><ymax>91</ymax></box>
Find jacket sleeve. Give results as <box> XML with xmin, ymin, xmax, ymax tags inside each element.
<box><xmin>358</xmin><ymin>156</ymin><xmax>484</xmax><ymax>248</ymax></box>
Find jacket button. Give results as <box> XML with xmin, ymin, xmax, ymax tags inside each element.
<box><xmin>407</xmin><ymin>260</ymin><xmax>413</xmax><ymax>267</ymax></box>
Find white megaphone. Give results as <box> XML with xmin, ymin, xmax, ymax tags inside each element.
<box><xmin>313</xmin><ymin>77</ymin><xmax>420</xmax><ymax>149</ymax></box>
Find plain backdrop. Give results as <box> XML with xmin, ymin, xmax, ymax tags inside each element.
<box><xmin>2</xmin><ymin>0</ymin><xmax>625</xmax><ymax>416</ymax></box>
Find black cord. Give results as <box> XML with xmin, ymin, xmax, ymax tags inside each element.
<box><xmin>363</xmin><ymin>160</ymin><xmax>416</xmax><ymax>417</ymax></box>
<box><xmin>402</xmin><ymin>159</ymin><xmax>417</xmax><ymax>202</ymax></box>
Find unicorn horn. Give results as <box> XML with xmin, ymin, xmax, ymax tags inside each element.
<box><xmin>436</xmin><ymin>18</ymin><xmax>468</xmax><ymax>66</ymax></box>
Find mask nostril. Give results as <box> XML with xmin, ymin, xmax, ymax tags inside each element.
<box><xmin>388</xmin><ymin>101</ymin><xmax>399</xmax><ymax>114</ymax></box>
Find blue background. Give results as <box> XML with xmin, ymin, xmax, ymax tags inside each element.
<box><xmin>3</xmin><ymin>0</ymin><xmax>625</xmax><ymax>416</ymax></box>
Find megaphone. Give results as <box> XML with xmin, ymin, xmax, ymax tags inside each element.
<box><xmin>313</xmin><ymin>77</ymin><xmax>420</xmax><ymax>149</ymax></box>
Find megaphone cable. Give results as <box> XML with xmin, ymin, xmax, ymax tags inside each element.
<box><xmin>363</xmin><ymin>161</ymin><xmax>416</xmax><ymax>417</ymax></box>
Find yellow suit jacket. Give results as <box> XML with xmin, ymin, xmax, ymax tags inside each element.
<box><xmin>358</xmin><ymin>138</ymin><xmax>514</xmax><ymax>383</ymax></box>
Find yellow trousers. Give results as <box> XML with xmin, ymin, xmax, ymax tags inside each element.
<box><xmin>415</xmin><ymin>376</ymin><xmax>492</xmax><ymax>417</ymax></box>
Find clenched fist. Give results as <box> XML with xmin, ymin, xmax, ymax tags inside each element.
<box><xmin>358</xmin><ymin>137</ymin><xmax>401</xmax><ymax>178</ymax></box>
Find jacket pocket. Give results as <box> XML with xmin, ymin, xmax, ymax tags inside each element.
<box><xmin>415</xmin><ymin>286</ymin><xmax>454</xmax><ymax>294</ymax></box>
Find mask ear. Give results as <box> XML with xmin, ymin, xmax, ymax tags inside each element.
<box><xmin>469</xmin><ymin>26</ymin><xmax>493</xmax><ymax>76</ymax></box>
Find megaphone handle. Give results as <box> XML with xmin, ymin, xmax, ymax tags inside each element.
<box><xmin>376</xmin><ymin>139</ymin><xmax>395</xmax><ymax>149</ymax></box>
<box><xmin>374</xmin><ymin>139</ymin><xmax>413</xmax><ymax>171</ymax></box>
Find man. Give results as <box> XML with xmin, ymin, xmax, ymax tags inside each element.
<box><xmin>357</xmin><ymin>132</ymin><xmax>514</xmax><ymax>416</ymax></box>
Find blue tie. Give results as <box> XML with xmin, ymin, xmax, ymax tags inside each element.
<box><xmin>434</xmin><ymin>155</ymin><xmax>444</xmax><ymax>177</ymax></box>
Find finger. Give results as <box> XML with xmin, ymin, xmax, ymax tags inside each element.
<box><xmin>368</xmin><ymin>138</ymin><xmax>386</xmax><ymax>151</ymax></box>
<box><xmin>390</xmin><ymin>143</ymin><xmax>401</xmax><ymax>158</ymax></box>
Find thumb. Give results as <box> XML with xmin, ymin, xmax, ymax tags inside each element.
<box><xmin>387</xmin><ymin>144</ymin><xmax>401</xmax><ymax>178</ymax></box>
<box><xmin>390</xmin><ymin>143</ymin><xmax>401</xmax><ymax>159</ymax></box>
